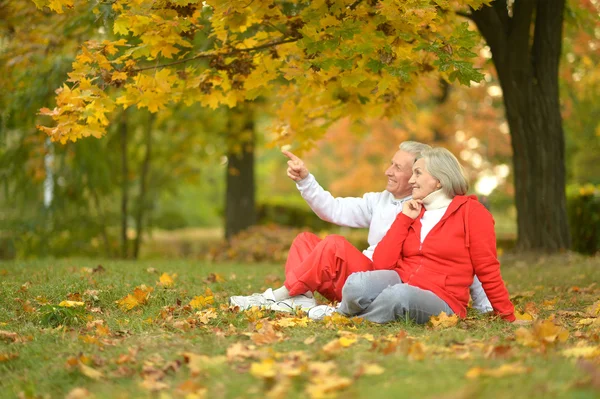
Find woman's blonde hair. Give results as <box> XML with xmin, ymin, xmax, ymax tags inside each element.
<box><xmin>416</xmin><ymin>148</ymin><xmax>469</xmax><ymax>197</ymax></box>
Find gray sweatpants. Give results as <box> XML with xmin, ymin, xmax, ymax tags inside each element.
<box><xmin>337</xmin><ymin>270</ymin><xmax>454</xmax><ymax>324</ymax></box>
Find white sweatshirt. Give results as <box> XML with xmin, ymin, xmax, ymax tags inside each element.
<box><xmin>296</xmin><ymin>177</ymin><xmax>493</xmax><ymax>313</ymax></box>
<box><xmin>296</xmin><ymin>173</ymin><xmax>411</xmax><ymax>260</ymax></box>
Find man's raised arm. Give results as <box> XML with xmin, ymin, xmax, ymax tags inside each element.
<box><xmin>282</xmin><ymin>150</ymin><xmax>377</xmax><ymax>228</ymax></box>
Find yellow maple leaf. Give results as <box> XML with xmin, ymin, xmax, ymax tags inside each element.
<box><xmin>338</xmin><ymin>336</ymin><xmax>357</xmax><ymax>348</ymax></box>
<box><xmin>361</xmin><ymin>363</ymin><xmax>385</xmax><ymax>375</ymax></box>
<box><xmin>466</xmin><ymin>363</ymin><xmax>529</xmax><ymax>379</ymax></box>
<box><xmin>562</xmin><ymin>345</ymin><xmax>600</xmax><ymax>359</ymax></box>
<box><xmin>47</xmin><ymin>0</ymin><xmax>74</xmax><ymax>14</ymax></box>
<box><xmin>429</xmin><ymin>311</ymin><xmax>459</xmax><ymax>329</ymax></box>
<box><xmin>0</xmin><ymin>353</ymin><xmax>19</xmax><ymax>362</ymax></box>
<box><xmin>250</xmin><ymin>358</ymin><xmax>277</xmax><ymax>379</ymax></box>
<box><xmin>305</xmin><ymin>375</ymin><xmax>352</xmax><ymax>398</ymax></box>
<box><xmin>189</xmin><ymin>294</ymin><xmax>214</xmax><ymax>310</ymax></box>
<box><xmin>182</xmin><ymin>352</ymin><xmax>226</xmax><ymax>376</ymax></box>
<box><xmin>133</xmin><ymin>285</ymin><xmax>153</xmax><ymax>303</ymax></box>
<box><xmin>116</xmin><ymin>294</ymin><xmax>139</xmax><ymax>311</ymax></box>
<box><xmin>112</xmin><ymin>72</ymin><xmax>128</xmax><ymax>82</ymax></box>
<box><xmin>78</xmin><ymin>363</ymin><xmax>103</xmax><ymax>380</ymax></box>
<box><xmin>158</xmin><ymin>272</ymin><xmax>176</xmax><ymax>287</ymax></box>
<box><xmin>515</xmin><ymin>318</ymin><xmax>569</xmax><ymax>348</ymax></box>
<box><xmin>586</xmin><ymin>300</ymin><xmax>600</xmax><ymax>317</ymax></box>
<box><xmin>58</xmin><ymin>301</ymin><xmax>85</xmax><ymax>308</ymax></box>
<box><xmin>514</xmin><ymin>311</ymin><xmax>534</xmax><ymax>321</ymax></box>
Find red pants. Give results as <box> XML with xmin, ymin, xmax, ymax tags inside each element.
<box><xmin>284</xmin><ymin>232</ymin><xmax>373</xmax><ymax>302</ymax></box>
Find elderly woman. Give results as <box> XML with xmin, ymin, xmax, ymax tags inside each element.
<box><xmin>309</xmin><ymin>147</ymin><xmax>515</xmax><ymax>323</ymax></box>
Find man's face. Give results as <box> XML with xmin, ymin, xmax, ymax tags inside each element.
<box><xmin>385</xmin><ymin>150</ymin><xmax>415</xmax><ymax>199</ymax></box>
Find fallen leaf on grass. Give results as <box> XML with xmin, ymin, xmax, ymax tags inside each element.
<box><xmin>182</xmin><ymin>352</ymin><xmax>226</xmax><ymax>376</ymax></box>
<box><xmin>176</xmin><ymin>380</ymin><xmax>207</xmax><ymax>397</ymax></box>
<box><xmin>304</xmin><ymin>336</ymin><xmax>316</xmax><ymax>345</ymax></box>
<box><xmin>67</xmin><ymin>292</ymin><xmax>83</xmax><ymax>302</ymax></box>
<box><xmin>0</xmin><ymin>352</ymin><xmax>19</xmax><ymax>362</ymax></box>
<box><xmin>250</xmin><ymin>358</ymin><xmax>277</xmax><ymax>379</ymax></box>
<box><xmin>196</xmin><ymin>308</ymin><xmax>218</xmax><ymax>324</ymax></box>
<box><xmin>466</xmin><ymin>363</ymin><xmax>530</xmax><ymax>379</ymax></box>
<box><xmin>273</xmin><ymin>316</ymin><xmax>311</xmax><ymax>328</ymax></box>
<box><xmin>514</xmin><ymin>311</ymin><xmax>534</xmax><ymax>321</ymax></box>
<box><xmin>115</xmin><ymin>285</ymin><xmax>153</xmax><ymax>311</ymax></box>
<box><xmin>35</xmin><ymin>296</ymin><xmax>50</xmax><ymax>305</ymax></box>
<box><xmin>577</xmin><ymin>318</ymin><xmax>600</xmax><ymax>327</ymax></box>
<box><xmin>250</xmin><ymin>322</ymin><xmax>284</xmax><ymax>346</ymax></box>
<box><xmin>322</xmin><ymin>336</ymin><xmax>357</xmax><ymax>355</ymax></box>
<box><xmin>59</xmin><ymin>301</ymin><xmax>85</xmax><ymax>308</ymax></box>
<box><xmin>543</xmin><ymin>298</ymin><xmax>557</xmax><ymax>310</ymax></box>
<box><xmin>226</xmin><ymin>342</ymin><xmax>261</xmax><ymax>362</ymax></box>
<box><xmin>355</xmin><ymin>363</ymin><xmax>385</xmax><ymax>377</ymax></box>
<box><xmin>65</xmin><ymin>388</ymin><xmax>93</xmax><ymax>399</ymax></box>
<box><xmin>158</xmin><ymin>272</ymin><xmax>176</xmax><ymax>288</ymax></box>
<box><xmin>93</xmin><ymin>265</ymin><xmax>105</xmax><ymax>274</ymax></box>
<box><xmin>429</xmin><ymin>312</ymin><xmax>459</xmax><ymax>329</ymax></box>
<box><xmin>139</xmin><ymin>378</ymin><xmax>169</xmax><ymax>392</ymax></box>
<box><xmin>306</xmin><ymin>375</ymin><xmax>352</xmax><ymax>399</ymax></box>
<box><xmin>323</xmin><ymin>312</ymin><xmax>364</xmax><ymax>329</ymax></box>
<box><xmin>79</xmin><ymin>363</ymin><xmax>104</xmax><ymax>380</ymax></box>
<box><xmin>204</xmin><ymin>273</ymin><xmax>226</xmax><ymax>283</ymax></box>
<box><xmin>0</xmin><ymin>330</ymin><xmax>18</xmax><ymax>342</ymax></box>
<box><xmin>515</xmin><ymin>318</ymin><xmax>569</xmax><ymax>348</ymax></box>
<box><xmin>189</xmin><ymin>289</ymin><xmax>214</xmax><ymax>309</ymax></box>
<box><xmin>586</xmin><ymin>300</ymin><xmax>600</xmax><ymax>317</ymax></box>
<box><xmin>562</xmin><ymin>345</ymin><xmax>600</xmax><ymax>359</ymax></box>
<box><xmin>407</xmin><ymin>341</ymin><xmax>426</xmax><ymax>361</ymax></box>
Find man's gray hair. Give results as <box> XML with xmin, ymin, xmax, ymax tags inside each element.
<box><xmin>399</xmin><ymin>141</ymin><xmax>431</xmax><ymax>157</ymax></box>
<box><xmin>417</xmin><ymin>147</ymin><xmax>469</xmax><ymax>197</ymax></box>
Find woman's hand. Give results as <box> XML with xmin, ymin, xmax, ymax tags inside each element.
<box><xmin>402</xmin><ymin>199</ymin><xmax>423</xmax><ymax>219</ymax></box>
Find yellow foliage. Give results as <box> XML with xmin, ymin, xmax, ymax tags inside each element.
<box><xmin>35</xmin><ymin>0</ymin><xmax>489</xmax><ymax>145</ymax></box>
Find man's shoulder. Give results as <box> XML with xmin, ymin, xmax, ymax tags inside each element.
<box><xmin>362</xmin><ymin>190</ymin><xmax>393</xmax><ymax>204</ymax></box>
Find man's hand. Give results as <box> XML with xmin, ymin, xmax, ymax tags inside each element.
<box><xmin>402</xmin><ymin>199</ymin><xmax>423</xmax><ymax>220</ymax></box>
<box><xmin>282</xmin><ymin>150</ymin><xmax>309</xmax><ymax>182</ymax></box>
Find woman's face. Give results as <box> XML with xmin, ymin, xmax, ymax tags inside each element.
<box><xmin>409</xmin><ymin>158</ymin><xmax>440</xmax><ymax>200</ymax></box>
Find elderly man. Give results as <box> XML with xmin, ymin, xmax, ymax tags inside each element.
<box><xmin>229</xmin><ymin>141</ymin><xmax>492</xmax><ymax>314</ymax></box>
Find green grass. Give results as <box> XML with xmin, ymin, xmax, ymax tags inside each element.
<box><xmin>1</xmin><ymin>254</ymin><xmax>599</xmax><ymax>398</ymax></box>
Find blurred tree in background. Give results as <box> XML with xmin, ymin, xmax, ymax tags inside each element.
<box><xmin>0</xmin><ymin>0</ymin><xmax>598</xmax><ymax>259</ymax></box>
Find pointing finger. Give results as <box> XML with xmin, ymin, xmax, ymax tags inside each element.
<box><xmin>282</xmin><ymin>150</ymin><xmax>301</xmax><ymax>162</ymax></box>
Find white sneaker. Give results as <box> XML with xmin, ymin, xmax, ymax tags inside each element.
<box><xmin>268</xmin><ymin>294</ymin><xmax>317</xmax><ymax>313</ymax></box>
<box><xmin>307</xmin><ymin>305</ymin><xmax>337</xmax><ymax>320</ymax></box>
<box><xmin>229</xmin><ymin>288</ymin><xmax>276</xmax><ymax>310</ymax></box>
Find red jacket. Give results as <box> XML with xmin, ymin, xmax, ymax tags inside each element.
<box><xmin>373</xmin><ymin>195</ymin><xmax>515</xmax><ymax>321</ymax></box>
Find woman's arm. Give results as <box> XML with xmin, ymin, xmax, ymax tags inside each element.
<box><xmin>467</xmin><ymin>201</ymin><xmax>515</xmax><ymax>321</ymax></box>
<box><xmin>372</xmin><ymin>203</ymin><xmax>418</xmax><ymax>270</ymax></box>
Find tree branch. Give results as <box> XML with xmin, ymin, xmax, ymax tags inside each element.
<box><xmin>348</xmin><ymin>0</ymin><xmax>363</xmax><ymax>10</ymax></box>
<box><xmin>131</xmin><ymin>37</ymin><xmax>300</xmax><ymax>72</ymax></box>
<box><xmin>507</xmin><ymin>0</ymin><xmax>535</xmax><ymax>65</ymax></box>
<box><xmin>470</xmin><ymin>4</ymin><xmax>509</xmax><ymax>75</ymax></box>
<box><xmin>455</xmin><ymin>10</ymin><xmax>473</xmax><ymax>20</ymax></box>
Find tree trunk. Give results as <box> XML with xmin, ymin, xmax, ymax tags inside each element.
<box><xmin>133</xmin><ymin>113</ymin><xmax>155</xmax><ymax>259</ymax></box>
<box><xmin>470</xmin><ymin>0</ymin><xmax>570</xmax><ymax>251</ymax></box>
<box><xmin>119</xmin><ymin>111</ymin><xmax>129</xmax><ymax>258</ymax></box>
<box><xmin>225</xmin><ymin>105</ymin><xmax>256</xmax><ymax>240</ymax></box>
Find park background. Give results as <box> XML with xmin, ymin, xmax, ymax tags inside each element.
<box><xmin>1</xmin><ymin>0</ymin><xmax>600</xmax><ymax>398</ymax></box>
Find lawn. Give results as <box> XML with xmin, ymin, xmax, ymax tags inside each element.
<box><xmin>1</xmin><ymin>253</ymin><xmax>599</xmax><ymax>399</ymax></box>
